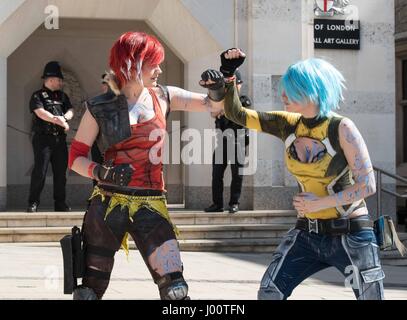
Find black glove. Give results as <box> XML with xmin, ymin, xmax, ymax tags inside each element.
<box><xmin>93</xmin><ymin>163</ymin><xmax>133</xmax><ymax>186</ymax></box>
<box><xmin>200</xmin><ymin>69</ymin><xmax>225</xmax><ymax>102</ymax></box>
<box><xmin>220</xmin><ymin>48</ymin><xmax>246</xmax><ymax>78</ymax></box>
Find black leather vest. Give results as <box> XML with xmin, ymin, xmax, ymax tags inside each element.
<box><xmin>87</xmin><ymin>91</ymin><xmax>131</xmax><ymax>154</ymax></box>
<box><xmin>32</xmin><ymin>89</ymin><xmax>67</xmax><ymax>135</ymax></box>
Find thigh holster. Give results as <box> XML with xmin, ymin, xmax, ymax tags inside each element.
<box><xmin>60</xmin><ymin>226</ymin><xmax>116</xmax><ymax>295</ymax></box>
<box><xmin>60</xmin><ymin>226</ymin><xmax>85</xmax><ymax>294</ymax></box>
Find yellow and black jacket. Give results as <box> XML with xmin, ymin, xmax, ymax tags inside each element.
<box><xmin>224</xmin><ymin>82</ymin><xmax>366</xmax><ymax>219</ymax></box>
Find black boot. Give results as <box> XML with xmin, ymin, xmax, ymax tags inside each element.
<box><xmin>228</xmin><ymin>204</ymin><xmax>239</xmax><ymax>214</ymax></box>
<box><xmin>204</xmin><ymin>204</ymin><xmax>224</xmax><ymax>212</ymax></box>
<box><xmin>26</xmin><ymin>202</ymin><xmax>38</xmax><ymax>213</ymax></box>
<box><xmin>55</xmin><ymin>202</ymin><xmax>71</xmax><ymax>212</ymax></box>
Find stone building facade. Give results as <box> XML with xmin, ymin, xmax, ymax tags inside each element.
<box><xmin>0</xmin><ymin>0</ymin><xmax>399</xmax><ymax>221</ymax></box>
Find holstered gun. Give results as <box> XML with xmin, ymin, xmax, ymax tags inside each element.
<box><xmin>60</xmin><ymin>226</ymin><xmax>85</xmax><ymax>294</ymax></box>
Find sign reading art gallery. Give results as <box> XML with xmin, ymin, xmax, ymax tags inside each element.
<box><xmin>314</xmin><ymin>19</ymin><xmax>360</xmax><ymax>50</ymax></box>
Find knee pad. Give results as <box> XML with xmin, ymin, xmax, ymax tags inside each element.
<box><xmin>73</xmin><ymin>286</ymin><xmax>98</xmax><ymax>300</ymax></box>
<box><xmin>157</xmin><ymin>272</ymin><xmax>189</xmax><ymax>300</ymax></box>
<box><xmin>258</xmin><ymin>281</ymin><xmax>284</xmax><ymax>300</ymax></box>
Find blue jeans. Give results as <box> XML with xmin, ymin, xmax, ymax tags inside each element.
<box><xmin>258</xmin><ymin>217</ymin><xmax>385</xmax><ymax>300</ymax></box>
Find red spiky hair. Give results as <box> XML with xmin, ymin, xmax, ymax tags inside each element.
<box><xmin>109</xmin><ymin>31</ymin><xmax>165</xmax><ymax>89</ymax></box>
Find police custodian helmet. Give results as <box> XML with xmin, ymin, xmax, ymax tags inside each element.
<box><xmin>41</xmin><ymin>61</ymin><xmax>64</xmax><ymax>79</ymax></box>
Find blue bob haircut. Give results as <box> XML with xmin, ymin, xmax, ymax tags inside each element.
<box><xmin>279</xmin><ymin>58</ymin><xmax>346</xmax><ymax>118</ymax></box>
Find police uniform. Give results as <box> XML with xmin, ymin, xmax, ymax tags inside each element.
<box><xmin>27</xmin><ymin>61</ymin><xmax>73</xmax><ymax>212</ymax></box>
<box><xmin>206</xmin><ymin>70</ymin><xmax>252</xmax><ymax>213</ymax></box>
<box><xmin>208</xmin><ymin>96</ymin><xmax>251</xmax><ymax>212</ymax></box>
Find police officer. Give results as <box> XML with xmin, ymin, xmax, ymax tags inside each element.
<box><xmin>204</xmin><ymin>70</ymin><xmax>252</xmax><ymax>213</ymax></box>
<box><xmin>27</xmin><ymin>61</ymin><xmax>74</xmax><ymax>212</ymax></box>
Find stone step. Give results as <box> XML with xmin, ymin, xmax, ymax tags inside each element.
<box><xmin>380</xmin><ymin>250</ymin><xmax>407</xmax><ymax>266</ymax></box>
<box><xmin>0</xmin><ymin>210</ymin><xmax>297</xmax><ymax>227</ymax></box>
<box><xmin>177</xmin><ymin>224</ymin><xmax>291</xmax><ymax>240</ymax></box>
<box><xmin>398</xmin><ymin>232</ymin><xmax>407</xmax><ymax>242</ymax></box>
<box><xmin>0</xmin><ymin>238</ymin><xmax>282</xmax><ymax>253</ymax></box>
<box><xmin>0</xmin><ymin>224</ymin><xmax>292</xmax><ymax>243</ymax></box>
<box><xmin>178</xmin><ymin>238</ymin><xmax>281</xmax><ymax>253</ymax></box>
<box><xmin>378</xmin><ymin>232</ymin><xmax>407</xmax><ymax>265</ymax></box>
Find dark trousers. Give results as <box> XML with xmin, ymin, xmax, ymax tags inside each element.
<box><xmin>212</xmin><ymin>137</ymin><xmax>245</xmax><ymax>207</ymax></box>
<box><xmin>28</xmin><ymin>133</ymin><xmax>68</xmax><ymax>205</ymax></box>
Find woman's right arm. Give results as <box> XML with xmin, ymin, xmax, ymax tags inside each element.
<box><xmin>68</xmin><ymin>109</ymin><xmax>99</xmax><ymax>178</ymax></box>
<box><xmin>223</xmin><ymin>80</ymin><xmax>300</xmax><ymax>140</ymax></box>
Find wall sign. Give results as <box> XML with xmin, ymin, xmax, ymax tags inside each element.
<box><xmin>314</xmin><ymin>0</ymin><xmax>351</xmax><ymax>17</ymax></box>
<box><xmin>314</xmin><ymin>19</ymin><xmax>360</xmax><ymax>50</ymax></box>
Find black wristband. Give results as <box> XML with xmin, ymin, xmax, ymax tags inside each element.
<box><xmin>208</xmin><ymin>88</ymin><xmax>226</xmax><ymax>102</ymax></box>
<box><xmin>219</xmin><ymin>66</ymin><xmax>235</xmax><ymax>78</ymax></box>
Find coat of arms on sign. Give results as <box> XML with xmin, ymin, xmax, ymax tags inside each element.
<box><xmin>314</xmin><ymin>0</ymin><xmax>351</xmax><ymax>17</ymax></box>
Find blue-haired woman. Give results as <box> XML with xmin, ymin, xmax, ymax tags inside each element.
<box><xmin>200</xmin><ymin>49</ymin><xmax>384</xmax><ymax>300</ymax></box>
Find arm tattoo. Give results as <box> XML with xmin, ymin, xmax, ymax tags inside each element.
<box><xmin>343</xmin><ymin>122</ymin><xmax>363</xmax><ymax>149</ymax></box>
<box><xmin>331</xmin><ymin>120</ymin><xmax>376</xmax><ymax>208</ymax></box>
<box><xmin>177</xmin><ymin>89</ymin><xmax>193</xmax><ymax>110</ymax></box>
<box><xmin>334</xmin><ymin>171</ymin><xmax>375</xmax><ymax>206</ymax></box>
<box><xmin>202</xmin><ymin>95</ymin><xmax>212</xmax><ymax>112</ymax></box>
<box><xmin>158</xmin><ymin>90</ymin><xmax>168</xmax><ymax>103</ymax></box>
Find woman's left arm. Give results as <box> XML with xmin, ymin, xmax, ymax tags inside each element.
<box><xmin>294</xmin><ymin>118</ymin><xmax>376</xmax><ymax>215</ymax></box>
<box><xmin>335</xmin><ymin>117</ymin><xmax>376</xmax><ymax>202</ymax></box>
<box><xmin>166</xmin><ymin>86</ymin><xmax>223</xmax><ymax>113</ymax></box>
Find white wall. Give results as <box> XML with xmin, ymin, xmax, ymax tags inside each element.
<box><xmin>181</xmin><ymin>0</ymin><xmax>235</xmax><ymax>49</ymax></box>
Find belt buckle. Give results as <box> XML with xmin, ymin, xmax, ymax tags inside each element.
<box><xmin>308</xmin><ymin>219</ymin><xmax>319</xmax><ymax>234</ymax></box>
<box><xmin>330</xmin><ymin>218</ymin><xmax>350</xmax><ymax>235</ymax></box>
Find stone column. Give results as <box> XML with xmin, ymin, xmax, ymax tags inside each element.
<box><xmin>183</xmin><ymin>54</ymin><xmax>221</xmax><ymax>209</ymax></box>
<box><xmin>0</xmin><ymin>56</ymin><xmax>7</xmax><ymax>210</ymax></box>
<box><xmin>250</xmin><ymin>0</ymin><xmax>304</xmax><ymax>209</ymax></box>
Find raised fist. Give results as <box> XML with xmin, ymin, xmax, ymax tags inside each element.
<box><xmin>220</xmin><ymin>48</ymin><xmax>246</xmax><ymax>78</ymax></box>
<box><xmin>199</xmin><ymin>69</ymin><xmax>225</xmax><ymax>102</ymax></box>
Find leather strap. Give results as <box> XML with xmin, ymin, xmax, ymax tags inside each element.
<box><xmin>296</xmin><ymin>218</ymin><xmax>373</xmax><ymax>235</ymax></box>
<box><xmin>85</xmin><ymin>268</ymin><xmax>111</xmax><ymax>280</ymax></box>
<box><xmin>86</xmin><ymin>244</ymin><xmax>116</xmax><ymax>258</ymax></box>
<box><xmin>157</xmin><ymin>84</ymin><xmax>171</xmax><ymax>120</ymax></box>
<box><xmin>98</xmin><ymin>184</ymin><xmax>165</xmax><ymax>197</ymax></box>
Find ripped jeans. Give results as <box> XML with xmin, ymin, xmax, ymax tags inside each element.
<box><xmin>258</xmin><ymin>218</ymin><xmax>385</xmax><ymax>300</ymax></box>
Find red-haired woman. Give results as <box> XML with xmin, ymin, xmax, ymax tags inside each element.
<box><xmin>68</xmin><ymin>32</ymin><xmax>221</xmax><ymax>300</ymax></box>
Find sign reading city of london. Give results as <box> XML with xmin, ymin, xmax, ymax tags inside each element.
<box><xmin>314</xmin><ymin>19</ymin><xmax>360</xmax><ymax>50</ymax></box>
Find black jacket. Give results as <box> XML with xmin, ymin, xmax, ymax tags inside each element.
<box><xmin>30</xmin><ymin>86</ymin><xmax>72</xmax><ymax>135</ymax></box>
<box><xmin>215</xmin><ymin>95</ymin><xmax>252</xmax><ymax>142</ymax></box>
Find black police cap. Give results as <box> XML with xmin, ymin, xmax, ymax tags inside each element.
<box><xmin>42</xmin><ymin>61</ymin><xmax>64</xmax><ymax>79</ymax></box>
